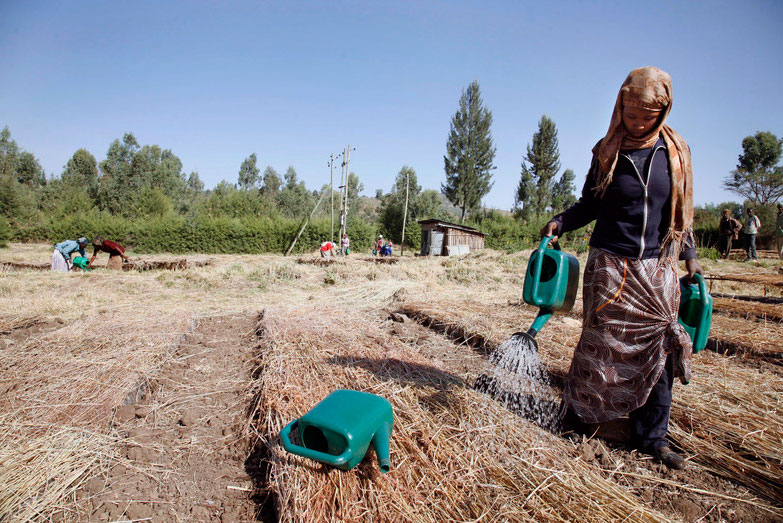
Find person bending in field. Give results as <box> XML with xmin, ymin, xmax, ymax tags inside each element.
<box><xmin>320</xmin><ymin>241</ymin><xmax>336</xmax><ymax>258</ymax></box>
<box><xmin>88</xmin><ymin>236</ymin><xmax>129</xmax><ymax>269</ymax></box>
<box><xmin>540</xmin><ymin>66</ymin><xmax>702</xmax><ymax>470</ymax></box>
<box><xmin>51</xmin><ymin>237</ymin><xmax>89</xmax><ymax>272</ymax></box>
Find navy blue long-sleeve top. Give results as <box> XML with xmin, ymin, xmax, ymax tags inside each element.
<box><xmin>552</xmin><ymin>137</ymin><xmax>696</xmax><ymax>260</ymax></box>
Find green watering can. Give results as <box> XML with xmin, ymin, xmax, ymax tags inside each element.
<box><xmin>678</xmin><ymin>273</ymin><xmax>712</xmax><ymax>353</ymax></box>
<box><xmin>516</xmin><ymin>236</ymin><xmax>580</xmax><ymax>346</ymax></box>
<box><xmin>280</xmin><ymin>389</ymin><xmax>394</xmax><ymax>473</ymax></box>
<box><xmin>72</xmin><ymin>256</ymin><xmax>91</xmax><ymax>271</ymax></box>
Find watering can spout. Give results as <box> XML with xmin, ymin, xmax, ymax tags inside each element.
<box><xmin>372</xmin><ymin>422</ymin><xmax>392</xmax><ymax>473</ymax></box>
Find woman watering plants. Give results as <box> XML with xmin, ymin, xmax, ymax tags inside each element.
<box><xmin>540</xmin><ymin>67</ymin><xmax>702</xmax><ymax>470</ymax></box>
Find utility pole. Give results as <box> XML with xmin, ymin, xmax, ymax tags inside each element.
<box><xmin>329</xmin><ymin>154</ymin><xmax>334</xmax><ymax>244</ymax></box>
<box><xmin>338</xmin><ymin>148</ymin><xmax>346</xmax><ymax>245</ymax></box>
<box><xmin>401</xmin><ymin>167</ymin><xmax>409</xmax><ymax>257</ymax></box>
<box><xmin>343</xmin><ymin>145</ymin><xmax>351</xmax><ymax>247</ymax></box>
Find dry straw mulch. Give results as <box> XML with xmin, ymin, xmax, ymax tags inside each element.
<box><xmin>0</xmin><ymin>312</ymin><xmax>192</xmax><ymax>521</ymax></box>
<box><xmin>399</xmin><ymin>296</ymin><xmax>783</xmax><ymax>507</ymax></box>
<box><xmin>712</xmin><ymin>297</ymin><xmax>783</xmax><ymax>323</ymax></box>
<box><xmin>0</xmin><ymin>261</ymin><xmax>50</xmax><ymax>271</ymax></box>
<box><xmin>0</xmin><ymin>314</ymin><xmax>45</xmax><ymax>334</ymax></box>
<box><xmin>708</xmin><ymin>314</ymin><xmax>783</xmax><ymax>358</ymax></box>
<box><xmin>707</xmin><ymin>273</ymin><xmax>783</xmax><ymax>288</ymax></box>
<box><xmin>250</xmin><ymin>305</ymin><xmax>667</xmax><ymax>522</ymax></box>
<box><xmin>122</xmin><ymin>258</ymin><xmax>213</xmax><ymax>272</ymax></box>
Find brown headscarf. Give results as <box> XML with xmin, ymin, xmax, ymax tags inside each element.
<box><xmin>592</xmin><ymin>66</ymin><xmax>694</xmax><ymax>258</ymax></box>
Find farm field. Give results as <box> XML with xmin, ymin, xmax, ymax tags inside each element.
<box><xmin>1</xmin><ymin>243</ymin><xmax>782</xmax><ymax>522</ymax></box>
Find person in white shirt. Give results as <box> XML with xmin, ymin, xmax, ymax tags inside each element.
<box><xmin>743</xmin><ymin>208</ymin><xmax>761</xmax><ymax>261</ymax></box>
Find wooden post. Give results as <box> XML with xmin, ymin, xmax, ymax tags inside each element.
<box><xmin>285</xmin><ymin>189</ymin><xmax>327</xmax><ymax>256</ymax></box>
<box><xmin>401</xmin><ymin>168</ymin><xmax>409</xmax><ymax>257</ymax></box>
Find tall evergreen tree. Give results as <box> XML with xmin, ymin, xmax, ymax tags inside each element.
<box><xmin>516</xmin><ymin>115</ymin><xmax>561</xmax><ymax>219</ymax></box>
<box><xmin>238</xmin><ymin>153</ymin><xmax>260</xmax><ymax>190</ymax></box>
<box><xmin>442</xmin><ymin>81</ymin><xmax>496</xmax><ymax>222</ymax></box>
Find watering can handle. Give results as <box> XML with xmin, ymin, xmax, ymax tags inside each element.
<box><xmin>693</xmin><ymin>273</ymin><xmax>708</xmax><ymax>306</ymax></box>
<box><xmin>531</xmin><ymin>236</ymin><xmax>557</xmax><ymax>305</ymax></box>
<box><xmin>280</xmin><ymin>419</ymin><xmax>352</xmax><ymax>466</ymax></box>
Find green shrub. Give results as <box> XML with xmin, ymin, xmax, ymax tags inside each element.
<box><xmin>0</xmin><ymin>216</ymin><xmax>10</xmax><ymax>248</ymax></box>
<box><xmin>697</xmin><ymin>247</ymin><xmax>720</xmax><ymax>260</ymax></box>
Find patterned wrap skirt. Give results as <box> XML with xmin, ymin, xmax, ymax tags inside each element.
<box><xmin>563</xmin><ymin>248</ymin><xmax>692</xmax><ymax>424</ymax></box>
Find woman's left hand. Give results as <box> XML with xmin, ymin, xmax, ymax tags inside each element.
<box><xmin>685</xmin><ymin>258</ymin><xmax>703</xmax><ymax>282</ymax></box>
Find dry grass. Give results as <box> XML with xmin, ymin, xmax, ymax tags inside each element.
<box><xmin>0</xmin><ymin>311</ymin><xmax>192</xmax><ymax>521</ymax></box>
<box><xmin>2</xmin><ymin>243</ymin><xmax>782</xmax><ymax>519</ymax></box>
<box><xmin>707</xmin><ymin>273</ymin><xmax>783</xmax><ymax>288</ymax></box>
<box><xmin>712</xmin><ymin>297</ymin><xmax>783</xmax><ymax>322</ymax></box>
<box><xmin>708</xmin><ymin>314</ymin><xmax>783</xmax><ymax>358</ymax></box>
<box><xmin>669</xmin><ymin>351</ymin><xmax>783</xmax><ymax>501</ymax></box>
<box><xmin>250</xmin><ymin>305</ymin><xmax>669</xmax><ymax>522</ymax></box>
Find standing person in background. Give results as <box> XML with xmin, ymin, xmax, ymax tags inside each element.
<box><xmin>88</xmin><ymin>236</ymin><xmax>129</xmax><ymax>270</ymax></box>
<box><xmin>743</xmin><ymin>208</ymin><xmax>761</xmax><ymax>262</ymax></box>
<box><xmin>718</xmin><ymin>209</ymin><xmax>741</xmax><ymax>259</ymax></box>
<box><xmin>341</xmin><ymin>233</ymin><xmax>350</xmax><ymax>256</ymax></box>
<box><xmin>540</xmin><ymin>66</ymin><xmax>701</xmax><ymax>470</ymax></box>
<box><xmin>374</xmin><ymin>235</ymin><xmax>384</xmax><ymax>256</ymax></box>
<box><xmin>776</xmin><ymin>204</ymin><xmax>783</xmax><ymax>261</ymax></box>
<box><xmin>51</xmin><ymin>237</ymin><xmax>89</xmax><ymax>272</ymax></box>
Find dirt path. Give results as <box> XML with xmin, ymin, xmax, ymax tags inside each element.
<box><xmin>80</xmin><ymin>314</ymin><xmax>257</xmax><ymax>522</ymax></box>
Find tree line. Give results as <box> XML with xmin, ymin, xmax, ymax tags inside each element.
<box><xmin>1</xmin><ymin>81</ymin><xmax>780</xmax><ymax>253</ymax></box>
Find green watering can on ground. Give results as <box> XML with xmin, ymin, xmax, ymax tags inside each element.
<box><xmin>280</xmin><ymin>389</ymin><xmax>394</xmax><ymax>473</ymax></box>
<box><xmin>679</xmin><ymin>273</ymin><xmax>713</xmax><ymax>353</ymax></box>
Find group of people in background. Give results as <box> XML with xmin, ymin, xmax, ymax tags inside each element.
<box><xmin>718</xmin><ymin>206</ymin><xmax>783</xmax><ymax>261</ymax></box>
<box><xmin>374</xmin><ymin>235</ymin><xmax>393</xmax><ymax>256</ymax></box>
<box><xmin>321</xmin><ymin>233</ymin><xmax>394</xmax><ymax>258</ymax></box>
<box><xmin>51</xmin><ymin>236</ymin><xmax>129</xmax><ymax>271</ymax></box>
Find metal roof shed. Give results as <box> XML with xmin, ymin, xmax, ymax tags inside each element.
<box><xmin>418</xmin><ymin>219</ymin><xmax>486</xmax><ymax>256</ymax></box>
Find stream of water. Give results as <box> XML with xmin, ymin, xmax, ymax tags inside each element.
<box><xmin>476</xmin><ymin>334</ymin><xmax>561</xmax><ymax>432</ymax></box>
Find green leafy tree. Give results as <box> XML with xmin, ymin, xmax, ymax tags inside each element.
<box><xmin>261</xmin><ymin>166</ymin><xmax>282</xmax><ymax>196</ymax></box>
<box><xmin>516</xmin><ymin>115</ymin><xmax>561</xmax><ymax>219</ymax></box>
<box><xmin>277</xmin><ymin>166</ymin><xmax>314</xmax><ymax>218</ymax></box>
<box><xmin>98</xmin><ymin>133</ymin><xmax>186</xmax><ymax>217</ymax></box>
<box><xmin>723</xmin><ymin>131</ymin><xmax>783</xmax><ymax>205</ymax></box>
<box><xmin>551</xmin><ymin>168</ymin><xmax>576</xmax><ymax>213</ymax></box>
<box><xmin>238</xmin><ymin>153</ymin><xmax>260</xmax><ymax>190</ymax></box>
<box><xmin>187</xmin><ymin>171</ymin><xmax>204</xmax><ymax>192</ymax></box>
<box><xmin>16</xmin><ymin>151</ymin><xmax>45</xmax><ymax>186</ymax></box>
<box><xmin>379</xmin><ymin>166</ymin><xmax>422</xmax><ymax>243</ymax></box>
<box><xmin>415</xmin><ymin>189</ymin><xmax>447</xmax><ymax>221</ymax></box>
<box><xmin>62</xmin><ymin>149</ymin><xmax>99</xmax><ymax>201</ymax></box>
<box><xmin>442</xmin><ymin>81</ymin><xmax>496</xmax><ymax>222</ymax></box>
<box><xmin>0</xmin><ymin>127</ymin><xmax>39</xmax><ymax>222</ymax></box>
<box><xmin>347</xmin><ymin>172</ymin><xmax>364</xmax><ymax>202</ymax></box>
<box><xmin>0</xmin><ymin>127</ymin><xmax>19</xmax><ymax>179</ymax></box>
<box><xmin>98</xmin><ymin>133</ymin><xmax>140</xmax><ymax>214</ymax></box>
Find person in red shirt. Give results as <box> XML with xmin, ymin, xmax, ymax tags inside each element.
<box><xmin>88</xmin><ymin>236</ymin><xmax>129</xmax><ymax>269</ymax></box>
<box><xmin>320</xmin><ymin>241</ymin><xmax>336</xmax><ymax>258</ymax></box>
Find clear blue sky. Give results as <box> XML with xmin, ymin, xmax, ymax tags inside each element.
<box><xmin>2</xmin><ymin>1</ymin><xmax>781</xmax><ymax>210</ymax></box>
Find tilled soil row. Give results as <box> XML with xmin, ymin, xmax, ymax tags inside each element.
<box><xmin>74</xmin><ymin>314</ymin><xmax>258</xmax><ymax>522</ymax></box>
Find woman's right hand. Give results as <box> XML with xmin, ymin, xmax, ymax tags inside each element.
<box><xmin>540</xmin><ymin>221</ymin><xmax>559</xmax><ymax>243</ymax></box>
